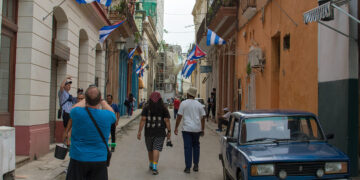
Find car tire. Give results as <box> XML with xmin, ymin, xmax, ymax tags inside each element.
<box><xmin>223</xmin><ymin>167</ymin><xmax>231</xmax><ymax>180</ymax></box>
<box><xmin>237</xmin><ymin>171</ymin><xmax>244</xmax><ymax>180</ymax></box>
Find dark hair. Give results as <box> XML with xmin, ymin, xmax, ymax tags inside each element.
<box><xmin>77</xmin><ymin>88</ymin><xmax>84</xmax><ymax>94</ymax></box>
<box><xmin>129</xmin><ymin>93</ymin><xmax>133</xmax><ymax>98</ymax></box>
<box><xmin>85</xmin><ymin>86</ymin><xmax>101</xmax><ymax>106</ymax></box>
<box><xmin>107</xmin><ymin>94</ymin><xmax>113</xmax><ymax>99</ymax></box>
<box><xmin>213</xmin><ymin>88</ymin><xmax>216</xmax><ymax>91</ymax></box>
<box><xmin>148</xmin><ymin>98</ymin><xmax>166</xmax><ymax>112</ymax></box>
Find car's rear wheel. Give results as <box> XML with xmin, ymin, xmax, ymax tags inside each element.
<box><xmin>223</xmin><ymin>167</ymin><xmax>231</xmax><ymax>180</ymax></box>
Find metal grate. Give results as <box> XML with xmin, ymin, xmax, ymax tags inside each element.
<box><xmin>275</xmin><ymin>162</ymin><xmax>325</xmax><ymax>176</ymax></box>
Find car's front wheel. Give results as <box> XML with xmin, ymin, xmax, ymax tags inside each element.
<box><xmin>223</xmin><ymin>167</ymin><xmax>231</xmax><ymax>180</ymax></box>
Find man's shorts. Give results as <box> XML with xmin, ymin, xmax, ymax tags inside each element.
<box><xmin>145</xmin><ymin>136</ymin><xmax>165</xmax><ymax>152</ymax></box>
<box><xmin>66</xmin><ymin>158</ymin><xmax>107</xmax><ymax>180</ymax></box>
<box><xmin>62</xmin><ymin>112</ymin><xmax>70</xmax><ymax>128</ymax></box>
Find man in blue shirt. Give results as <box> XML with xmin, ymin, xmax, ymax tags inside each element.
<box><xmin>106</xmin><ymin>94</ymin><xmax>120</xmax><ymax>152</ymax></box>
<box><xmin>66</xmin><ymin>86</ymin><xmax>116</xmax><ymax>180</ymax></box>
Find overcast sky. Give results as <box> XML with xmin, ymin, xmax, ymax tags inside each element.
<box><xmin>163</xmin><ymin>0</ymin><xmax>196</xmax><ymax>53</ymax></box>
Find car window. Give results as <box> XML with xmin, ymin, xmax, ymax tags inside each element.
<box><xmin>240</xmin><ymin>116</ymin><xmax>324</xmax><ymax>144</ymax></box>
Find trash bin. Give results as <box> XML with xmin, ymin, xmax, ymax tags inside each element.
<box><xmin>0</xmin><ymin>126</ymin><xmax>15</xmax><ymax>179</ymax></box>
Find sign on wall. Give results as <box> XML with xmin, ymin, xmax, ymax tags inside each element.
<box><xmin>200</xmin><ymin>66</ymin><xmax>212</xmax><ymax>73</ymax></box>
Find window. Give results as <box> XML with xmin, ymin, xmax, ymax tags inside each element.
<box><xmin>0</xmin><ymin>35</ymin><xmax>12</xmax><ymax>112</ymax></box>
<box><xmin>2</xmin><ymin>0</ymin><xmax>15</xmax><ymax>22</ymax></box>
<box><xmin>283</xmin><ymin>34</ymin><xmax>290</xmax><ymax>50</ymax></box>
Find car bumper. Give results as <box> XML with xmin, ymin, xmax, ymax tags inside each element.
<box><xmin>248</xmin><ymin>176</ymin><xmax>350</xmax><ymax>180</ymax></box>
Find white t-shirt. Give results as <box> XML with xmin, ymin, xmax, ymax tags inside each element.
<box><xmin>178</xmin><ymin>99</ymin><xmax>206</xmax><ymax>132</ymax></box>
<box><xmin>223</xmin><ymin>112</ymin><xmax>231</xmax><ymax>120</ymax></box>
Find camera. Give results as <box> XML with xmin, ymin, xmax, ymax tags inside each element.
<box><xmin>166</xmin><ymin>139</ymin><xmax>173</xmax><ymax>147</ymax></box>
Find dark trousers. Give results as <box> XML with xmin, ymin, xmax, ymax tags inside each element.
<box><xmin>66</xmin><ymin>158</ymin><xmax>108</xmax><ymax>180</ymax></box>
<box><xmin>111</xmin><ymin>123</ymin><xmax>116</xmax><ymax>143</ymax></box>
<box><xmin>182</xmin><ymin>131</ymin><xmax>200</xmax><ymax>169</ymax></box>
<box><xmin>218</xmin><ymin>118</ymin><xmax>228</xmax><ymax>130</ymax></box>
<box><xmin>174</xmin><ymin>109</ymin><xmax>178</xmax><ymax>119</ymax></box>
<box><xmin>207</xmin><ymin>105</ymin><xmax>211</xmax><ymax>118</ymax></box>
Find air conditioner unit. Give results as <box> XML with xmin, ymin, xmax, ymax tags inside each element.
<box><xmin>248</xmin><ymin>46</ymin><xmax>265</xmax><ymax>68</ymax></box>
<box><xmin>0</xmin><ymin>126</ymin><xmax>15</xmax><ymax>178</ymax></box>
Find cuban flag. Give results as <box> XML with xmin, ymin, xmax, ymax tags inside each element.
<box><xmin>182</xmin><ymin>60</ymin><xmax>197</xmax><ymax>78</ymax></box>
<box><xmin>187</xmin><ymin>45</ymin><xmax>206</xmax><ymax>60</ymax></box>
<box><xmin>128</xmin><ymin>47</ymin><xmax>137</xmax><ymax>59</ymax></box>
<box><xmin>136</xmin><ymin>63</ymin><xmax>144</xmax><ymax>74</ymax></box>
<box><xmin>207</xmin><ymin>29</ymin><xmax>226</xmax><ymax>46</ymax></box>
<box><xmin>99</xmin><ymin>21</ymin><xmax>125</xmax><ymax>43</ymax></box>
<box><xmin>76</xmin><ymin>0</ymin><xmax>112</xmax><ymax>6</ymax></box>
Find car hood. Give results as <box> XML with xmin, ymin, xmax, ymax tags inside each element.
<box><xmin>239</xmin><ymin>142</ymin><xmax>348</xmax><ymax>162</ymax></box>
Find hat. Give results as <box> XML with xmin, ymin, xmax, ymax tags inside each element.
<box><xmin>223</xmin><ymin>107</ymin><xmax>229</xmax><ymax>112</ymax></box>
<box><xmin>187</xmin><ymin>87</ymin><xmax>197</xmax><ymax>97</ymax></box>
<box><xmin>65</xmin><ymin>81</ymin><xmax>72</xmax><ymax>85</ymax></box>
<box><xmin>150</xmin><ymin>92</ymin><xmax>161</xmax><ymax>103</ymax></box>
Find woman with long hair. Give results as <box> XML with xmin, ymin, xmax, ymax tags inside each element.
<box><xmin>137</xmin><ymin>92</ymin><xmax>171</xmax><ymax>175</ymax></box>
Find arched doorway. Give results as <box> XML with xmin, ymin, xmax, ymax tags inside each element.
<box><xmin>50</xmin><ymin>7</ymin><xmax>68</xmax><ymax>143</ymax></box>
<box><xmin>78</xmin><ymin>29</ymin><xmax>90</xmax><ymax>89</ymax></box>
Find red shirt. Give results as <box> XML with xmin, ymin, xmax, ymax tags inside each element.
<box><xmin>174</xmin><ymin>99</ymin><xmax>180</xmax><ymax>110</ymax></box>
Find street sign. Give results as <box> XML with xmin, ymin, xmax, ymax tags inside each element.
<box><xmin>200</xmin><ymin>66</ymin><xmax>212</xmax><ymax>73</ymax></box>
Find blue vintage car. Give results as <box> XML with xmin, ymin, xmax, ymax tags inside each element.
<box><xmin>219</xmin><ymin>110</ymin><xmax>350</xmax><ymax>180</ymax></box>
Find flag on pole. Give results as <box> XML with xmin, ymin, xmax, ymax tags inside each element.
<box><xmin>207</xmin><ymin>29</ymin><xmax>226</xmax><ymax>46</ymax></box>
<box><xmin>99</xmin><ymin>21</ymin><xmax>125</xmax><ymax>43</ymax></box>
<box><xmin>128</xmin><ymin>47</ymin><xmax>137</xmax><ymax>59</ymax></box>
<box><xmin>76</xmin><ymin>0</ymin><xmax>112</xmax><ymax>6</ymax></box>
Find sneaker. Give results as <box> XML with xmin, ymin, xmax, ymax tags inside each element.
<box><xmin>111</xmin><ymin>147</ymin><xmax>115</xmax><ymax>152</ymax></box>
<box><xmin>215</xmin><ymin>129</ymin><xmax>222</xmax><ymax>132</ymax></box>
<box><xmin>184</xmin><ymin>168</ymin><xmax>190</xmax><ymax>173</ymax></box>
<box><xmin>152</xmin><ymin>169</ymin><xmax>159</xmax><ymax>175</ymax></box>
<box><xmin>193</xmin><ymin>164</ymin><xmax>199</xmax><ymax>172</ymax></box>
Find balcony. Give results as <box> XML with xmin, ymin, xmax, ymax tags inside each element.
<box><xmin>196</xmin><ymin>0</ymin><xmax>237</xmax><ymax>44</ymax></box>
<box><xmin>240</xmin><ymin>0</ymin><xmax>256</xmax><ymax>13</ymax></box>
<box><xmin>108</xmin><ymin>1</ymin><xmax>138</xmax><ymax>38</ymax></box>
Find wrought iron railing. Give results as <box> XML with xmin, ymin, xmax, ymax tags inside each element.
<box><xmin>240</xmin><ymin>0</ymin><xmax>256</xmax><ymax>12</ymax></box>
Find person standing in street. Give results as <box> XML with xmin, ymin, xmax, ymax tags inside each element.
<box><xmin>207</xmin><ymin>93</ymin><xmax>215</xmax><ymax>121</ymax></box>
<box><xmin>106</xmin><ymin>94</ymin><xmax>120</xmax><ymax>152</ymax></box>
<box><xmin>137</xmin><ymin>92</ymin><xmax>171</xmax><ymax>175</ymax></box>
<box><xmin>126</xmin><ymin>93</ymin><xmax>135</xmax><ymax>117</ymax></box>
<box><xmin>66</xmin><ymin>86</ymin><xmax>116</xmax><ymax>180</ymax></box>
<box><xmin>173</xmin><ymin>97</ymin><xmax>180</xmax><ymax>119</ymax></box>
<box><xmin>59</xmin><ymin>76</ymin><xmax>74</xmax><ymax>129</ymax></box>
<box><xmin>174</xmin><ymin>87</ymin><xmax>206</xmax><ymax>173</ymax></box>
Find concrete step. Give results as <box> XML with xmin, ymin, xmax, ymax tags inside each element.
<box><xmin>15</xmin><ymin>156</ymin><xmax>30</xmax><ymax>169</ymax></box>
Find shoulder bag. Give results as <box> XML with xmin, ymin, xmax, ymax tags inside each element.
<box><xmin>85</xmin><ymin>107</ymin><xmax>112</xmax><ymax>167</ymax></box>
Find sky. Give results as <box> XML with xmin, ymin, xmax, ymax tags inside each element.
<box><xmin>163</xmin><ymin>0</ymin><xmax>196</xmax><ymax>53</ymax></box>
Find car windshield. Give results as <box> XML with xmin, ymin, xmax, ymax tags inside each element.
<box><xmin>240</xmin><ymin>116</ymin><xmax>324</xmax><ymax>144</ymax></box>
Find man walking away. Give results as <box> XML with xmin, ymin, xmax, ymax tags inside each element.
<box><xmin>107</xmin><ymin>94</ymin><xmax>120</xmax><ymax>152</ymax></box>
<box><xmin>59</xmin><ymin>76</ymin><xmax>74</xmax><ymax>129</ymax></box>
<box><xmin>174</xmin><ymin>87</ymin><xmax>206</xmax><ymax>173</ymax></box>
<box><xmin>216</xmin><ymin>108</ymin><xmax>231</xmax><ymax>132</ymax></box>
<box><xmin>173</xmin><ymin>97</ymin><xmax>180</xmax><ymax>119</ymax></box>
<box><xmin>66</xmin><ymin>86</ymin><xmax>116</xmax><ymax>180</ymax></box>
<box><xmin>137</xmin><ymin>92</ymin><xmax>171</xmax><ymax>175</ymax></box>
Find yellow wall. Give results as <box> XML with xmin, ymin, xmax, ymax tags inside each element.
<box><xmin>235</xmin><ymin>0</ymin><xmax>318</xmax><ymax>114</ymax></box>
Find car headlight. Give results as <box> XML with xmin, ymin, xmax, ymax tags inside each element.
<box><xmin>251</xmin><ymin>164</ymin><xmax>275</xmax><ymax>176</ymax></box>
<box><xmin>325</xmin><ymin>162</ymin><xmax>348</xmax><ymax>174</ymax></box>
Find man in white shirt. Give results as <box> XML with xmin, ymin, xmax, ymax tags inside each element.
<box><xmin>174</xmin><ymin>87</ymin><xmax>206</xmax><ymax>173</ymax></box>
<box><xmin>216</xmin><ymin>108</ymin><xmax>231</xmax><ymax>132</ymax></box>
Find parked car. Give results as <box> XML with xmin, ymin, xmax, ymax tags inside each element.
<box><xmin>219</xmin><ymin>110</ymin><xmax>350</xmax><ymax>180</ymax></box>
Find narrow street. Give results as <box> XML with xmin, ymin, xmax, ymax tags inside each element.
<box><xmin>108</xmin><ymin>110</ymin><xmax>222</xmax><ymax>180</ymax></box>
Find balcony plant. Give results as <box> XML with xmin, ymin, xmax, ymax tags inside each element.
<box><xmin>109</xmin><ymin>1</ymin><xmax>127</xmax><ymax>20</ymax></box>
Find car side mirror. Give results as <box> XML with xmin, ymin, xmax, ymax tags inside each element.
<box><xmin>226</xmin><ymin>137</ymin><xmax>237</xmax><ymax>143</ymax></box>
<box><xmin>326</xmin><ymin>133</ymin><xmax>334</xmax><ymax>140</ymax></box>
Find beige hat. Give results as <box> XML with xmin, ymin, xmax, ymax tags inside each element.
<box><xmin>187</xmin><ymin>87</ymin><xmax>197</xmax><ymax>97</ymax></box>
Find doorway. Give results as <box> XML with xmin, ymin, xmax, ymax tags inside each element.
<box><xmin>271</xmin><ymin>34</ymin><xmax>280</xmax><ymax>109</ymax></box>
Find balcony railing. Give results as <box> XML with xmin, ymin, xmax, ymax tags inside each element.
<box><xmin>240</xmin><ymin>0</ymin><xmax>256</xmax><ymax>13</ymax></box>
<box><xmin>206</xmin><ymin>0</ymin><xmax>238</xmax><ymax>26</ymax></box>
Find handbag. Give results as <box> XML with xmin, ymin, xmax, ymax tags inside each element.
<box><xmin>85</xmin><ymin>107</ymin><xmax>112</xmax><ymax>167</ymax></box>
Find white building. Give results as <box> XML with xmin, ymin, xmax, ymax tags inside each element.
<box><xmin>0</xmin><ymin>0</ymin><xmax>108</xmax><ymax>158</ymax></box>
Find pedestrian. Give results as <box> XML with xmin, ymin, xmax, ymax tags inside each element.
<box><xmin>137</xmin><ymin>92</ymin><xmax>171</xmax><ymax>175</ymax></box>
<box><xmin>126</xmin><ymin>93</ymin><xmax>135</xmax><ymax>117</ymax></box>
<box><xmin>174</xmin><ymin>87</ymin><xmax>206</xmax><ymax>173</ymax></box>
<box><xmin>58</xmin><ymin>76</ymin><xmax>74</xmax><ymax>129</ymax></box>
<box><xmin>216</xmin><ymin>107</ymin><xmax>231</xmax><ymax>132</ymax></box>
<box><xmin>207</xmin><ymin>93</ymin><xmax>215</xmax><ymax>121</ymax></box>
<box><xmin>106</xmin><ymin>94</ymin><xmax>120</xmax><ymax>152</ymax></box>
<box><xmin>65</xmin><ymin>86</ymin><xmax>116</xmax><ymax>180</ymax></box>
<box><xmin>173</xmin><ymin>97</ymin><xmax>180</xmax><ymax>119</ymax></box>
<box><xmin>73</xmin><ymin>88</ymin><xmax>84</xmax><ymax>104</ymax></box>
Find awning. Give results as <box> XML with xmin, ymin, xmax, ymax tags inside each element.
<box><xmin>303</xmin><ymin>2</ymin><xmax>333</xmax><ymax>24</ymax></box>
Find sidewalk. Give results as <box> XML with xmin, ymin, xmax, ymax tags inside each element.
<box><xmin>14</xmin><ymin>109</ymin><xmax>142</xmax><ymax>180</ymax></box>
